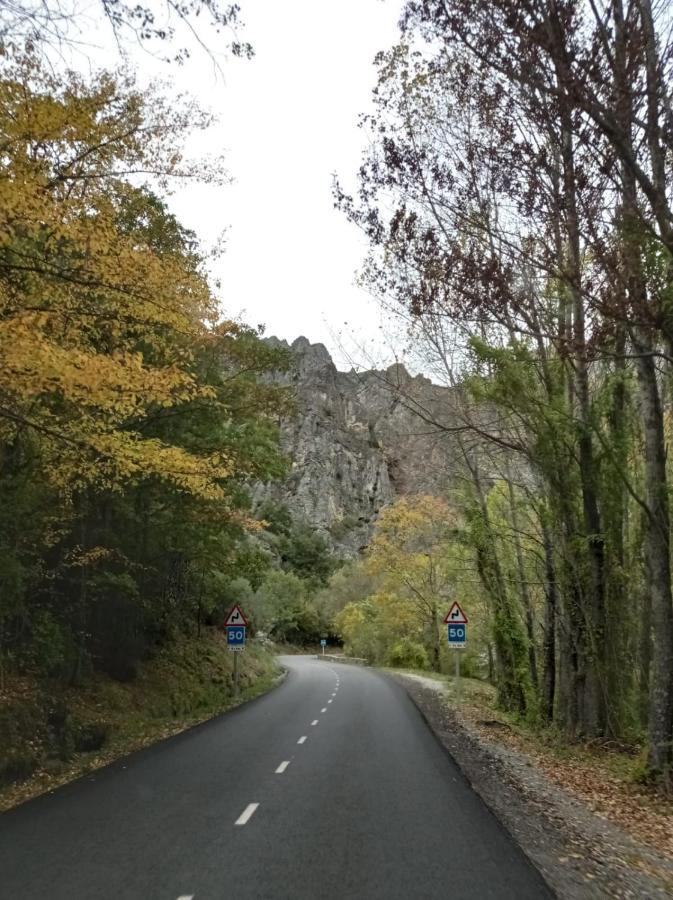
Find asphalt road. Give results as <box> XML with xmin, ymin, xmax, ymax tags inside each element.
<box><xmin>0</xmin><ymin>656</ymin><xmax>552</xmax><ymax>899</ymax></box>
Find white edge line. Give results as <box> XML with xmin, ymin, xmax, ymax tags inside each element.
<box><xmin>235</xmin><ymin>802</ymin><xmax>259</xmax><ymax>826</ymax></box>
<box><xmin>297</xmin><ymin>736</ymin><xmax>307</xmax><ymax>744</ymax></box>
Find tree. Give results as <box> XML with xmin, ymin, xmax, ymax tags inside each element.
<box><xmin>253</xmin><ymin>571</ymin><xmax>322</xmax><ymax>645</ymax></box>
<box><xmin>0</xmin><ymin>61</ymin><xmax>233</xmax><ymax>498</ymax></box>
<box><xmin>365</xmin><ymin>495</ymin><xmax>456</xmax><ymax>669</ymax></box>
<box><xmin>0</xmin><ymin>0</ymin><xmax>252</xmax><ymax>65</ymax></box>
<box><xmin>277</xmin><ymin>523</ymin><xmax>337</xmax><ymax>588</ymax></box>
<box><xmin>335</xmin><ymin>592</ymin><xmax>429</xmax><ymax>668</ymax></box>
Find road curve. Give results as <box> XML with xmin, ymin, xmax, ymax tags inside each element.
<box><xmin>0</xmin><ymin>656</ymin><xmax>552</xmax><ymax>899</ymax></box>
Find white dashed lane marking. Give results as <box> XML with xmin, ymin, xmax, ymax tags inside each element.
<box><xmin>177</xmin><ymin>895</ymin><xmax>194</xmax><ymax>899</ymax></box>
<box><xmin>235</xmin><ymin>803</ymin><xmax>259</xmax><ymax>826</ymax></box>
<box><xmin>228</xmin><ymin>668</ymin><xmax>341</xmax><ymax>838</ymax></box>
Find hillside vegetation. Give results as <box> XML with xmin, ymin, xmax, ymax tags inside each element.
<box><xmin>0</xmin><ymin>631</ymin><xmax>279</xmax><ymax>810</ymax></box>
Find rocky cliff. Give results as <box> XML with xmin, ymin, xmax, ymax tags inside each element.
<box><xmin>254</xmin><ymin>337</ymin><xmax>461</xmax><ymax>556</ymax></box>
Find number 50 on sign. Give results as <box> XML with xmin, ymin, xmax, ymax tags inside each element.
<box><xmin>447</xmin><ymin>624</ymin><xmax>466</xmax><ymax>648</ymax></box>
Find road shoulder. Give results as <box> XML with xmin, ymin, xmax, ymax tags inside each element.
<box><xmin>391</xmin><ymin>673</ymin><xmax>673</xmax><ymax>900</ymax></box>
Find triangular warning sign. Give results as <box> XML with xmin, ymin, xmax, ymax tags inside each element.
<box><xmin>225</xmin><ymin>604</ymin><xmax>248</xmax><ymax>627</ymax></box>
<box><xmin>443</xmin><ymin>601</ymin><xmax>468</xmax><ymax>625</ymax></box>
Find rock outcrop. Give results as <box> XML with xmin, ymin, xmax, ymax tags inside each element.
<box><xmin>254</xmin><ymin>337</ymin><xmax>461</xmax><ymax>556</ymax></box>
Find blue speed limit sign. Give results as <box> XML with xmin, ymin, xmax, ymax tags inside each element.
<box><xmin>227</xmin><ymin>625</ymin><xmax>246</xmax><ymax>650</ymax></box>
<box><xmin>447</xmin><ymin>624</ymin><xmax>466</xmax><ymax>647</ymax></box>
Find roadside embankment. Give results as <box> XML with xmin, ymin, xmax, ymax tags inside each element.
<box><xmin>389</xmin><ymin>669</ymin><xmax>673</xmax><ymax>899</ymax></box>
<box><xmin>0</xmin><ymin>630</ymin><xmax>281</xmax><ymax>812</ymax></box>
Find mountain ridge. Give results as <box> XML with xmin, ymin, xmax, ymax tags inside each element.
<box><xmin>254</xmin><ymin>336</ymin><xmax>459</xmax><ymax>555</ymax></box>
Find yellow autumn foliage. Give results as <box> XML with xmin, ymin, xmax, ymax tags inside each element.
<box><xmin>365</xmin><ymin>494</ymin><xmax>456</xmax><ymax>595</ymax></box>
<box><xmin>0</xmin><ymin>57</ymin><xmax>233</xmax><ymax>498</ymax></box>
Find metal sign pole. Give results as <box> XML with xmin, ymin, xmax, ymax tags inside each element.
<box><xmin>444</xmin><ymin>602</ymin><xmax>468</xmax><ymax>705</ymax></box>
<box><xmin>455</xmin><ymin>650</ymin><xmax>461</xmax><ymax>704</ymax></box>
<box><xmin>233</xmin><ymin>649</ymin><xmax>239</xmax><ymax>699</ymax></box>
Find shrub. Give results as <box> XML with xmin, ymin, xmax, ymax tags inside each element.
<box><xmin>439</xmin><ymin>643</ymin><xmax>485</xmax><ymax>679</ymax></box>
<box><xmin>387</xmin><ymin>638</ymin><xmax>429</xmax><ymax>670</ymax></box>
<box><xmin>23</xmin><ymin>611</ymin><xmax>75</xmax><ymax>678</ymax></box>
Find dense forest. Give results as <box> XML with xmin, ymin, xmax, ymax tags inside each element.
<box><xmin>330</xmin><ymin>0</ymin><xmax>673</xmax><ymax>790</ymax></box>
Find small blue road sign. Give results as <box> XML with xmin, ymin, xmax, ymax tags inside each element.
<box><xmin>447</xmin><ymin>624</ymin><xmax>466</xmax><ymax>648</ymax></box>
<box><xmin>320</xmin><ymin>639</ymin><xmax>327</xmax><ymax>647</ymax></box>
<box><xmin>227</xmin><ymin>625</ymin><xmax>246</xmax><ymax>651</ymax></box>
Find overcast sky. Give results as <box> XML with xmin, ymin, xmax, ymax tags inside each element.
<box><xmin>114</xmin><ymin>0</ymin><xmax>406</xmax><ymax>369</ymax></box>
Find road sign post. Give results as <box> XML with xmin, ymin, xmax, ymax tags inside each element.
<box><xmin>224</xmin><ymin>605</ymin><xmax>249</xmax><ymax>699</ymax></box>
<box><xmin>443</xmin><ymin>603</ymin><xmax>468</xmax><ymax>704</ymax></box>
<box><xmin>320</xmin><ymin>638</ymin><xmax>327</xmax><ymax>656</ymax></box>
<box><xmin>455</xmin><ymin>650</ymin><xmax>460</xmax><ymax>703</ymax></box>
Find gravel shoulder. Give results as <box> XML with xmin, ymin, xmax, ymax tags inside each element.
<box><xmin>392</xmin><ymin>672</ymin><xmax>673</xmax><ymax>900</ymax></box>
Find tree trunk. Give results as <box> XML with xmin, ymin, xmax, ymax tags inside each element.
<box><xmin>507</xmin><ymin>477</ymin><xmax>538</xmax><ymax>691</ymax></box>
<box><xmin>632</xmin><ymin>336</ymin><xmax>673</xmax><ymax>784</ymax></box>
<box><xmin>639</xmin><ymin>576</ymin><xmax>652</xmax><ymax>732</ymax></box>
<box><xmin>468</xmin><ymin>459</ymin><xmax>528</xmax><ymax>716</ymax></box>
<box><xmin>546</xmin><ymin>83</ymin><xmax>606</xmax><ymax>738</ymax></box>
<box><xmin>557</xmin><ymin>98</ymin><xmax>607</xmax><ymax>737</ymax></box>
<box><xmin>71</xmin><ymin>503</ymin><xmax>89</xmax><ymax>685</ymax></box>
<box><xmin>430</xmin><ymin>599</ymin><xmax>441</xmax><ymax>671</ymax></box>
<box><xmin>541</xmin><ymin>520</ymin><xmax>557</xmax><ymax>723</ymax></box>
<box><xmin>614</xmin><ymin>0</ymin><xmax>673</xmax><ymax>783</ymax></box>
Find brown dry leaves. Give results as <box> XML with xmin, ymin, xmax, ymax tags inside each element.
<box><xmin>458</xmin><ymin>699</ymin><xmax>673</xmax><ymax>861</ymax></box>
